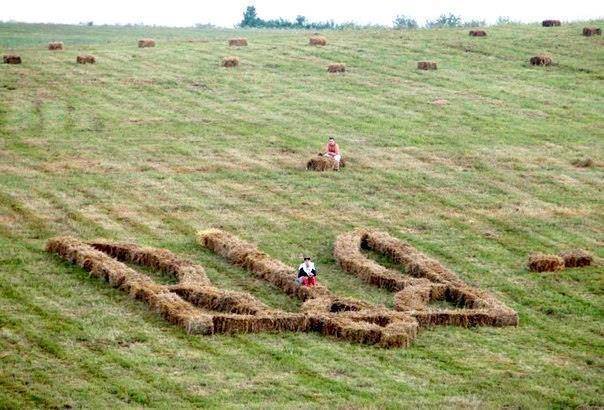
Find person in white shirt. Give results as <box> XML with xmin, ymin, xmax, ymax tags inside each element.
<box><xmin>296</xmin><ymin>257</ymin><xmax>318</xmax><ymax>287</ymax></box>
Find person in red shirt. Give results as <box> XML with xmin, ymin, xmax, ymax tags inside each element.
<box><xmin>324</xmin><ymin>137</ymin><xmax>341</xmax><ymax>170</ymax></box>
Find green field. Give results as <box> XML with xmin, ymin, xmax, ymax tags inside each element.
<box><xmin>1</xmin><ymin>21</ymin><xmax>603</xmax><ymax>408</ymax></box>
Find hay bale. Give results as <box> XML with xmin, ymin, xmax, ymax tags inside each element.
<box><xmin>229</xmin><ymin>37</ymin><xmax>248</xmax><ymax>46</ymax></box>
<box><xmin>530</xmin><ymin>54</ymin><xmax>553</xmax><ymax>66</ymax></box>
<box><xmin>583</xmin><ymin>27</ymin><xmax>602</xmax><ymax>36</ymax></box>
<box><xmin>76</xmin><ymin>55</ymin><xmax>96</xmax><ymax>64</ymax></box>
<box><xmin>327</xmin><ymin>63</ymin><xmax>345</xmax><ymax>73</ymax></box>
<box><xmin>306</xmin><ymin>155</ymin><xmax>345</xmax><ymax>171</ymax></box>
<box><xmin>222</xmin><ymin>56</ymin><xmax>240</xmax><ymax>67</ymax></box>
<box><xmin>571</xmin><ymin>158</ymin><xmax>594</xmax><ymax>168</ymax></box>
<box><xmin>558</xmin><ymin>250</ymin><xmax>593</xmax><ymax>268</ymax></box>
<box><xmin>417</xmin><ymin>61</ymin><xmax>437</xmax><ymax>70</ymax></box>
<box><xmin>138</xmin><ymin>38</ymin><xmax>156</xmax><ymax>48</ymax></box>
<box><xmin>542</xmin><ymin>20</ymin><xmax>561</xmax><ymax>27</ymax></box>
<box><xmin>309</xmin><ymin>35</ymin><xmax>327</xmax><ymax>46</ymax></box>
<box><xmin>469</xmin><ymin>30</ymin><xmax>487</xmax><ymax>37</ymax></box>
<box><xmin>48</xmin><ymin>41</ymin><xmax>64</xmax><ymax>50</ymax></box>
<box><xmin>527</xmin><ymin>253</ymin><xmax>565</xmax><ymax>272</ymax></box>
<box><xmin>3</xmin><ymin>55</ymin><xmax>21</xmax><ymax>64</ymax></box>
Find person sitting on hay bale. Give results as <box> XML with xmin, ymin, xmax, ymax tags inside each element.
<box><xmin>323</xmin><ymin>137</ymin><xmax>342</xmax><ymax>170</ymax></box>
<box><xmin>296</xmin><ymin>257</ymin><xmax>318</xmax><ymax>287</ymax></box>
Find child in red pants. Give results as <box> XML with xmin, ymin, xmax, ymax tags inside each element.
<box><xmin>297</xmin><ymin>257</ymin><xmax>317</xmax><ymax>287</ymax></box>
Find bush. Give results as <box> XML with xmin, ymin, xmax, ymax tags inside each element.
<box><xmin>463</xmin><ymin>20</ymin><xmax>486</xmax><ymax>28</ymax></box>
<box><xmin>426</xmin><ymin>13</ymin><xmax>462</xmax><ymax>28</ymax></box>
<box><xmin>393</xmin><ymin>15</ymin><xmax>418</xmax><ymax>29</ymax></box>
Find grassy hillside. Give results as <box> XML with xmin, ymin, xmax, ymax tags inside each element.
<box><xmin>0</xmin><ymin>21</ymin><xmax>603</xmax><ymax>408</ymax></box>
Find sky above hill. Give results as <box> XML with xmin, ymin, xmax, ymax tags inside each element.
<box><xmin>3</xmin><ymin>0</ymin><xmax>603</xmax><ymax>27</ymax></box>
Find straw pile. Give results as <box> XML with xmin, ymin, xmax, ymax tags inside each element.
<box><xmin>138</xmin><ymin>38</ymin><xmax>156</xmax><ymax>48</ymax></box>
<box><xmin>327</xmin><ymin>63</ymin><xmax>346</xmax><ymax>73</ymax></box>
<box><xmin>542</xmin><ymin>20</ymin><xmax>561</xmax><ymax>27</ymax></box>
<box><xmin>530</xmin><ymin>54</ymin><xmax>553</xmax><ymax>66</ymax></box>
<box><xmin>48</xmin><ymin>42</ymin><xmax>64</xmax><ymax>50</ymax></box>
<box><xmin>76</xmin><ymin>55</ymin><xmax>96</xmax><ymax>64</ymax></box>
<box><xmin>229</xmin><ymin>38</ymin><xmax>248</xmax><ymax>46</ymax></box>
<box><xmin>3</xmin><ymin>55</ymin><xmax>21</xmax><ymax>64</ymax></box>
<box><xmin>417</xmin><ymin>61</ymin><xmax>437</xmax><ymax>70</ymax></box>
<box><xmin>469</xmin><ymin>30</ymin><xmax>487</xmax><ymax>37</ymax></box>
<box><xmin>309</xmin><ymin>36</ymin><xmax>327</xmax><ymax>46</ymax></box>
<box><xmin>222</xmin><ymin>56</ymin><xmax>240</xmax><ymax>67</ymax></box>
<box><xmin>583</xmin><ymin>27</ymin><xmax>602</xmax><ymax>36</ymax></box>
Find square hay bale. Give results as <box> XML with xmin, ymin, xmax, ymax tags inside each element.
<box><xmin>222</xmin><ymin>56</ymin><xmax>240</xmax><ymax>67</ymax></box>
<box><xmin>309</xmin><ymin>35</ymin><xmax>327</xmax><ymax>46</ymax></box>
<box><xmin>530</xmin><ymin>54</ymin><xmax>553</xmax><ymax>66</ymax></box>
<box><xmin>48</xmin><ymin>41</ymin><xmax>64</xmax><ymax>50</ymax></box>
<box><xmin>542</xmin><ymin>20</ymin><xmax>561</xmax><ymax>27</ymax></box>
<box><xmin>327</xmin><ymin>63</ymin><xmax>346</xmax><ymax>73</ymax></box>
<box><xmin>583</xmin><ymin>27</ymin><xmax>602</xmax><ymax>36</ymax></box>
<box><xmin>3</xmin><ymin>55</ymin><xmax>21</xmax><ymax>64</ymax></box>
<box><xmin>417</xmin><ymin>61</ymin><xmax>437</xmax><ymax>70</ymax></box>
<box><xmin>76</xmin><ymin>55</ymin><xmax>96</xmax><ymax>64</ymax></box>
<box><xmin>138</xmin><ymin>38</ymin><xmax>156</xmax><ymax>48</ymax></box>
<box><xmin>469</xmin><ymin>30</ymin><xmax>487</xmax><ymax>37</ymax></box>
<box><xmin>229</xmin><ymin>37</ymin><xmax>248</xmax><ymax>46</ymax></box>
<box><xmin>527</xmin><ymin>253</ymin><xmax>565</xmax><ymax>272</ymax></box>
<box><xmin>558</xmin><ymin>250</ymin><xmax>593</xmax><ymax>268</ymax></box>
<box><xmin>306</xmin><ymin>155</ymin><xmax>343</xmax><ymax>171</ymax></box>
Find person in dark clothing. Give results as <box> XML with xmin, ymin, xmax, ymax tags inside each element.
<box><xmin>296</xmin><ymin>256</ymin><xmax>317</xmax><ymax>287</ymax></box>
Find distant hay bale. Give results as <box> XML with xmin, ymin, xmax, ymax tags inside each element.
<box><xmin>571</xmin><ymin>158</ymin><xmax>594</xmax><ymax>168</ymax></box>
<box><xmin>229</xmin><ymin>37</ymin><xmax>248</xmax><ymax>46</ymax></box>
<box><xmin>469</xmin><ymin>30</ymin><xmax>487</xmax><ymax>37</ymax></box>
<box><xmin>559</xmin><ymin>250</ymin><xmax>593</xmax><ymax>268</ymax></box>
<box><xmin>222</xmin><ymin>56</ymin><xmax>240</xmax><ymax>67</ymax></box>
<box><xmin>309</xmin><ymin>35</ymin><xmax>327</xmax><ymax>46</ymax></box>
<box><xmin>306</xmin><ymin>154</ymin><xmax>345</xmax><ymax>171</ymax></box>
<box><xmin>327</xmin><ymin>63</ymin><xmax>346</xmax><ymax>73</ymax></box>
<box><xmin>48</xmin><ymin>41</ymin><xmax>64</xmax><ymax>50</ymax></box>
<box><xmin>417</xmin><ymin>61</ymin><xmax>437</xmax><ymax>70</ymax></box>
<box><xmin>530</xmin><ymin>54</ymin><xmax>553</xmax><ymax>66</ymax></box>
<box><xmin>76</xmin><ymin>55</ymin><xmax>96</xmax><ymax>64</ymax></box>
<box><xmin>527</xmin><ymin>253</ymin><xmax>565</xmax><ymax>272</ymax></box>
<box><xmin>582</xmin><ymin>27</ymin><xmax>602</xmax><ymax>36</ymax></box>
<box><xmin>3</xmin><ymin>55</ymin><xmax>21</xmax><ymax>64</ymax></box>
<box><xmin>542</xmin><ymin>20</ymin><xmax>561</xmax><ymax>27</ymax></box>
<box><xmin>138</xmin><ymin>38</ymin><xmax>156</xmax><ymax>48</ymax></box>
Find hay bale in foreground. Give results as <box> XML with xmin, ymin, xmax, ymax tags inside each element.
<box><xmin>76</xmin><ymin>55</ymin><xmax>96</xmax><ymax>64</ymax></box>
<box><xmin>222</xmin><ymin>56</ymin><xmax>240</xmax><ymax>67</ymax></box>
<box><xmin>527</xmin><ymin>253</ymin><xmax>565</xmax><ymax>272</ymax></box>
<box><xmin>48</xmin><ymin>41</ymin><xmax>64</xmax><ymax>50</ymax></box>
<box><xmin>469</xmin><ymin>30</ymin><xmax>487</xmax><ymax>37</ymax></box>
<box><xmin>559</xmin><ymin>250</ymin><xmax>593</xmax><ymax>268</ymax></box>
<box><xmin>138</xmin><ymin>38</ymin><xmax>156</xmax><ymax>48</ymax></box>
<box><xmin>306</xmin><ymin>155</ymin><xmax>345</xmax><ymax>171</ymax></box>
<box><xmin>417</xmin><ymin>61</ymin><xmax>437</xmax><ymax>70</ymax></box>
<box><xmin>542</xmin><ymin>20</ymin><xmax>561</xmax><ymax>27</ymax></box>
<box><xmin>583</xmin><ymin>27</ymin><xmax>602</xmax><ymax>36</ymax></box>
<box><xmin>530</xmin><ymin>54</ymin><xmax>553</xmax><ymax>66</ymax></box>
<box><xmin>229</xmin><ymin>37</ymin><xmax>248</xmax><ymax>46</ymax></box>
<box><xmin>309</xmin><ymin>35</ymin><xmax>327</xmax><ymax>46</ymax></box>
<box><xmin>3</xmin><ymin>55</ymin><xmax>21</xmax><ymax>64</ymax></box>
<box><xmin>327</xmin><ymin>63</ymin><xmax>346</xmax><ymax>73</ymax></box>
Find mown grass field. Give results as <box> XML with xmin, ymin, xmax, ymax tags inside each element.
<box><xmin>0</xmin><ymin>20</ymin><xmax>603</xmax><ymax>408</ymax></box>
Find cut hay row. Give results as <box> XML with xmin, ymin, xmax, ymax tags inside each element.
<box><xmin>197</xmin><ymin>229</ymin><xmax>330</xmax><ymax>301</ymax></box>
<box><xmin>47</xmin><ymin>236</ymin><xmax>419</xmax><ymax>347</ymax></box>
<box><xmin>3</xmin><ymin>55</ymin><xmax>21</xmax><ymax>64</ymax></box>
<box><xmin>334</xmin><ymin>229</ymin><xmax>518</xmax><ymax>327</ymax></box>
<box><xmin>48</xmin><ymin>41</ymin><xmax>64</xmax><ymax>50</ymax></box>
<box><xmin>222</xmin><ymin>56</ymin><xmax>240</xmax><ymax>67</ymax></box>
<box><xmin>76</xmin><ymin>55</ymin><xmax>96</xmax><ymax>64</ymax></box>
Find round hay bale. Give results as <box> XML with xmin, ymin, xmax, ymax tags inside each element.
<box><xmin>530</xmin><ymin>54</ymin><xmax>552</xmax><ymax>66</ymax></box>
<box><xmin>306</xmin><ymin>154</ymin><xmax>345</xmax><ymax>171</ymax></box>
<box><xmin>582</xmin><ymin>27</ymin><xmax>602</xmax><ymax>36</ymax></box>
<box><xmin>542</xmin><ymin>20</ymin><xmax>561</xmax><ymax>27</ymax></box>
<box><xmin>469</xmin><ymin>30</ymin><xmax>487</xmax><ymax>37</ymax></box>
<box><xmin>559</xmin><ymin>250</ymin><xmax>593</xmax><ymax>268</ymax></box>
<box><xmin>222</xmin><ymin>56</ymin><xmax>240</xmax><ymax>67</ymax></box>
<box><xmin>417</xmin><ymin>61</ymin><xmax>437</xmax><ymax>70</ymax></box>
<box><xmin>527</xmin><ymin>253</ymin><xmax>565</xmax><ymax>272</ymax></box>
<box><xmin>229</xmin><ymin>37</ymin><xmax>248</xmax><ymax>46</ymax></box>
<box><xmin>3</xmin><ymin>55</ymin><xmax>21</xmax><ymax>64</ymax></box>
<box><xmin>309</xmin><ymin>36</ymin><xmax>327</xmax><ymax>46</ymax></box>
<box><xmin>327</xmin><ymin>63</ymin><xmax>345</xmax><ymax>73</ymax></box>
<box><xmin>138</xmin><ymin>38</ymin><xmax>156</xmax><ymax>48</ymax></box>
<box><xmin>48</xmin><ymin>41</ymin><xmax>64</xmax><ymax>50</ymax></box>
<box><xmin>76</xmin><ymin>55</ymin><xmax>96</xmax><ymax>64</ymax></box>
